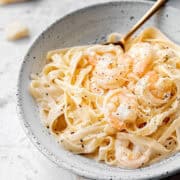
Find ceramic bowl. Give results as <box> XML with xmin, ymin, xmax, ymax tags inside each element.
<box><xmin>17</xmin><ymin>1</ymin><xmax>180</xmax><ymax>179</ymax></box>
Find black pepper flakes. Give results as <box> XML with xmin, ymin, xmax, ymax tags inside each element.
<box><xmin>70</xmin><ymin>132</ymin><xmax>75</xmax><ymax>134</ymax></box>
<box><xmin>163</xmin><ymin>93</ymin><xmax>169</xmax><ymax>99</ymax></box>
<box><xmin>163</xmin><ymin>117</ymin><xmax>170</xmax><ymax>124</ymax></box>
<box><xmin>130</xmin><ymin>16</ymin><xmax>134</xmax><ymax>21</ymax></box>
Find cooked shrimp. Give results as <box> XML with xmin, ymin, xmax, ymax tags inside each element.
<box><xmin>148</xmin><ymin>71</ymin><xmax>175</xmax><ymax>99</ymax></box>
<box><xmin>92</xmin><ymin>54</ymin><xmax>133</xmax><ymax>90</ymax></box>
<box><xmin>128</xmin><ymin>42</ymin><xmax>154</xmax><ymax>77</ymax></box>
<box><xmin>135</xmin><ymin>71</ymin><xmax>176</xmax><ymax>106</ymax></box>
<box><xmin>115</xmin><ymin>139</ymin><xmax>151</xmax><ymax>168</ymax></box>
<box><xmin>104</xmin><ymin>90</ymin><xmax>138</xmax><ymax>130</ymax></box>
<box><xmin>85</xmin><ymin>44</ymin><xmax>123</xmax><ymax>66</ymax></box>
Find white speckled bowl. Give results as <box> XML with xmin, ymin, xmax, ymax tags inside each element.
<box><xmin>17</xmin><ymin>1</ymin><xmax>180</xmax><ymax>179</ymax></box>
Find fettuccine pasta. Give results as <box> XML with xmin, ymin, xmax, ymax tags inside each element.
<box><xmin>30</xmin><ymin>27</ymin><xmax>180</xmax><ymax>168</ymax></box>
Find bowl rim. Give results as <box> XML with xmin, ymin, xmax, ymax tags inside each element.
<box><xmin>17</xmin><ymin>0</ymin><xmax>180</xmax><ymax>179</ymax></box>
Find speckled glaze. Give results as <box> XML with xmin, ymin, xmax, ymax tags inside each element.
<box><xmin>17</xmin><ymin>1</ymin><xmax>180</xmax><ymax>179</ymax></box>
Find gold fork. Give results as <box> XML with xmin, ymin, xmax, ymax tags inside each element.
<box><xmin>105</xmin><ymin>0</ymin><xmax>167</xmax><ymax>50</ymax></box>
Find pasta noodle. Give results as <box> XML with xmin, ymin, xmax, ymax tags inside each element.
<box><xmin>30</xmin><ymin>27</ymin><xmax>180</xmax><ymax>168</ymax></box>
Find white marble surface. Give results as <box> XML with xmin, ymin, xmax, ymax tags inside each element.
<box><xmin>0</xmin><ymin>0</ymin><xmax>180</xmax><ymax>180</ymax></box>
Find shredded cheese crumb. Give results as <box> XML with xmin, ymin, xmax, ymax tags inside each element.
<box><xmin>0</xmin><ymin>0</ymin><xmax>26</xmax><ymax>4</ymax></box>
<box><xmin>5</xmin><ymin>22</ymin><xmax>29</xmax><ymax>41</ymax></box>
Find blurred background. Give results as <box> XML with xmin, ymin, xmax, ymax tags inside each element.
<box><xmin>0</xmin><ymin>0</ymin><xmax>180</xmax><ymax>180</ymax></box>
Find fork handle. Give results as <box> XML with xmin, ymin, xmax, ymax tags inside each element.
<box><xmin>122</xmin><ymin>0</ymin><xmax>167</xmax><ymax>42</ymax></box>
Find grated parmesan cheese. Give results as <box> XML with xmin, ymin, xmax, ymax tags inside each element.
<box><xmin>5</xmin><ymin>21</ymin><xmax>29</xmax><ymax>41</ymax></box>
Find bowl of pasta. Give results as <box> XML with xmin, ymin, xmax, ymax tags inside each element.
<box><xmin>17</xmin><ymin>0</ymin><xmax>180</xmax><ymax>179</ymax></box>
